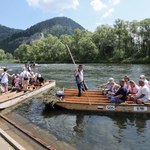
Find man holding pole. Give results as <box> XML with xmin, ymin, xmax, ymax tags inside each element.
<box><xmin>75</xmin><ymin>64</ymin><xmax>88</xmax><ymax>97</ymax></box>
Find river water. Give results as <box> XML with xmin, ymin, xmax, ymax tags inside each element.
<box><xmin>1</xmin><ymin>63</ymin><xmax>150</xmax><ymax>150</ymax></box>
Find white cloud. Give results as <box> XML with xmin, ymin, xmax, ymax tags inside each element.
<box><xmin>102</xmin><ymin>8</ymin><xmax>114</xmax><ymax>18</ymax></box>
<box><xmin>90</xmin><ymin>0</ymin><xmax>107</xmax><ymax>11</ymax></box>
<box><xmin>109</xmin><ymin>0</ymin><xmax>121</xmax><ymax>6</ymax></box>
<box><xmin>26</xmin><ymin>0</ymin><xmax>79</xmax><ymax>11</ymax></box>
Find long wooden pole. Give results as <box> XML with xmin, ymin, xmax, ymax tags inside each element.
<box><xmin>66</xmin><ymin>45</ymin><xmax>91</xmax><ymax>105</ymax></box>
<box><xmin>66</xmin><ymin>45</ymin><xmax>78</xmax><ymax>70</ymax></box>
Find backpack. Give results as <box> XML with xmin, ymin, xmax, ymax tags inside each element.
<box><xmin>24</xmin><ymin>72</ymin><xmax>29</xmax><ymax>80</ymax></box>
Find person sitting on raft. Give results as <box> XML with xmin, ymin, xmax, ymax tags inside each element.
<box><xmin>123</xmin><ymin>75</ymin><xmax>130</xmax><ymax>90</ymax></box>
<box><xmin>106</xmin><ymin>84</ymin><xmax>120</xmax><ymax>97</ymax></box>
<box><xmin>139</xmin><ymin>74</ymin><xmax>149</xmax><ymax>87</ymax></box>
<box><xmin>98</xmin><ymin>77</ymin><xmax>116</xmax><ymax>95</ymax></box>
<box><xmin>108</xmin><ymin>79</ymin><xmax>128</xmax><ymax>103</ymax></box>
<box><xmin>36</xmin><ymin>73</ymin><xmax>45</xmax><ymax>85</ymax></box>
<box><xmin>130</xmin><ymin>80</ymin><xmax>150</xmax><ymax>104</ymax></box>
<box><xmin>12</xmin><ymin>73</ymin><xmax>22</xmax><ymax>91</ymax></box>
<box><xmin>75</xmin><ymin>64</ymin><xmax>88</xmax><ymax>97</ymax></box>
<box><xmin>128</xmin><ymin>80</ymin><xmax>139</xmax><ymax>94</ymax></box>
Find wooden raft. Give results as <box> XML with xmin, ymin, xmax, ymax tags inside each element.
<box><xmin>55</xmin><ymin>89</ymin><xmax>150</xmax><ymax>113</ymax></box>
<box><xmin>0</xmin><ymin>80</ymin><xmax>56</xmax><ymax>109</ymax></box>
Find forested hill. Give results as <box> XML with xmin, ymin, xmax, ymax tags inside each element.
<box><xmin>0</xmin><ymin>17</ymin><xmax>84</xmax><ymax>53</ymax></box>
<box><xmin>0</xmin><ymin>24</ymin><xmax>22</xmax><ymax>41</ymax></box>
<box><xmin>27</xmin><ymin>17</ymin><xmax>84</xmax><ymax>37</ymax></box>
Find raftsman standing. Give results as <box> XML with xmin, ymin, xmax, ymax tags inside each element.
<box><xmin>75</xmin><ymin>64</ymin><xmax>88</xmax><ymax>97</ymax></box>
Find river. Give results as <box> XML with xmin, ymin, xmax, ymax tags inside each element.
<box><xmin>1</xmin><ymin>63</ymin><xmax>150</xmax><ymax>150</ymax></box>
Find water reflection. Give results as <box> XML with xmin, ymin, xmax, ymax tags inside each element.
<box><xmin>135</xmin><ymin>117</ymin><xmax>147</xmax><ymax>133</ymax></box>
<box><xmin>112</xmin><ymin>115</ymin><xmax>127</xmax><ymax>129</ymax></box>
<box><xmin>14</xmin><ymin>98</ymin><xmax>150</xmax><ymax>150</ymax></box>
<box><xmin>73</xmin><ymin>114</ymin><xmax>85</xmax><ymax>134</ymax></box>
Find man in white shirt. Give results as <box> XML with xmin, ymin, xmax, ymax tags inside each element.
<box><xmin>132</xmin><ymin>80</ymin><xmax>150</xmax><ymax>104</ymax></box>
<box><xmin>20</xmin><ymin>67</ymin><xmax>31</xmax><ymax>91</ymax></box>
<box><xmin>75</xmin><ymin>64</ymin><xmax>88</xmax><ymax>97</ymax></box>
<box><xmin>139</xmin><ymin>74</ymin><xmax>149</xmax><ymax>87</ymax></box>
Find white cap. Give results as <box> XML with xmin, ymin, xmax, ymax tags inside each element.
<box><xmin>108</xmin><ymin>77</ymin><xmax>114</xmax><ymax>82</ymax></box>
<box><xmin>38</xmin><ymin>74</ymin><xmax>41</xmax><ymax>77</ymax></box>
<box><xmin>140</xmin><ymin>75</ymin><xmax>145</xmax><ymax>78</ymax></box>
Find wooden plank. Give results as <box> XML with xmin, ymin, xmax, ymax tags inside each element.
<box><xmin>64</xmin><ymin>89</ymin><xmax>103</xmax><ymax>95</ymax></box>
<box><xmin>64</xmin><ymin>95</ymin><xmax>107</xmax><ymax>99</ymax></box>
<box><xmin>63</xmin><ymin>100</ymin><xmax>111</xmax><ymax>103</ymax></box>
<box><xmin>0</xmin><ymin>91</ymin><xmax>24</xmax><ymax>103</ymax></box>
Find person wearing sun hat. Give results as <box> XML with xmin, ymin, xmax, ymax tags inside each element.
<box><xmin>139</xmin><ymin>74</ymin><xmax>149</xmax><ymax>87</ymax></box>
<box><xmin>98</xmin><ymin>77</ymin><xmax>116</xmax><ymax>95</ymax></box>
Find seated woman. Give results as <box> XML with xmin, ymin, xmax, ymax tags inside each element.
<box><xmin>127</xmin><ymin>80</ymin><xmax>139</xmax><ymax>101</ymax></box>
<box><xmin>107</xmin><ymin>84</ymin><xmax>120</xmax><ymax>96</ymax></box>
<box><xmin>36</xmin><ymin>74</ymin><xmax>44</xmax><ymax>85</ymax></box>
<box><xmin>128</xmin><ymin>80</ymin><xmax>139</xmax><ymax>94</ymax></box>
<box><xmin>123</xmin><ymin>75</ymin><xmax>130</xmax><ymax>90</ymax></box>
<box><xmin>12</xmin><ymin>74</ymin><xmax>22</xmax><ymax>91</ymax></box>
<box><xmin>98</xmin><ymin>77</ymin><xmax>116</xmax><ymax>95</ymax></box>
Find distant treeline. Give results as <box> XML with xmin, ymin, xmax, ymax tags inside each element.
<box><xmin>10</xmin><ymin>18</ymin><xmax>150</xmax><ymax>63</ymax></box>
<box><xmin>0</xmin><ymin>49</ymin><xmax>13</xmax><ymax>61</ymax></box>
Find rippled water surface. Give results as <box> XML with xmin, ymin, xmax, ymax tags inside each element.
<box><xmin>2</xmin><ymin>63</ymin><xmax>150</xmax><ymax>150</ymax></box>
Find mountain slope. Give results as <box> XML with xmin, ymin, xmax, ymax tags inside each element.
<box><xmin>0</xmin><ymin>17</ymin><xmax>84</xmax><ymax>53</ymax></box>
<box><xmin>0</xmin><ymin>24</ymin><xmax>22</xmax><ymax>41</ymax></box>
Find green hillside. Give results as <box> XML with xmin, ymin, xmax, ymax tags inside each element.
<box><xmin>0</xmin><ymin>17</ymin><xmax>84</xmax><ymax>53</ymax></box>
<box><xmin>0</xmin><ymin>24</ymin><xmax>22</xmax><ymax>41</ymax></box>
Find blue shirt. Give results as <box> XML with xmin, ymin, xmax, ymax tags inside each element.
<box><xmin>114</xmin><ymin>86</ymin><xmax>127</xmax><ymax>101</ymax></box>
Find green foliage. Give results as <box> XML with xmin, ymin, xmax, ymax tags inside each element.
<box><xmin>0</xmin><ymin>49</ymin><xmax>13</xmax><ymax>60</ymax></box>
<box><xmin>93</xmin><ymin>25</ymin><xmax>115</xmax><ymax>61</ymax></box>
<box><xmin>2</xmin><ymin>17</ymin><xmax>150</xmax><ymax>63</ymax></box>
<box><xmin>0</xmin><ymin>24</ymin><xmax>22</xmax><ymax>41</ymax></box>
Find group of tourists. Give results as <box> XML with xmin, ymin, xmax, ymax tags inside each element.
<box><xmin>75</xmin><ymin>64</ymin><xmax>150</xmax><ymax>104</ymax></box>
<box><xmin>0</xmin><ymin>64</ymin><xmax>44</xmax><ymax>93</ymax></box>
<box><xmin>98</xmin><ymin>75</ymin><xmax>150</xmax><ymax>104</ymax></box>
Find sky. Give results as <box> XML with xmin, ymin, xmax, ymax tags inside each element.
<box><xmin>0</xmin><ymin>0</ymin><xmax>150</xmax><ymax>32</ymax></box>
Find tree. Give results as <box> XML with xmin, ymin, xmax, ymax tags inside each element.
<box><xmin>14</xmin><ymin>44</ymin><xmax>31</xmax><ymax>62</ymax></box>
<box><xmin>93</xmin><ymin>25</ymin><xmax>115</xmax><ymax>61</ymax></box>
<box><xmin>0</xmin><ymin>49</ymin><xmax>6</xmax><ymax>60</ymax></box>
<box><xmin>78</xmin><ymin>32</ymin><xmax>98</xmax><ymax>62</ymax></box>
<box><xmin>139</xmin><ymin>19</ymin><xmax>150</xmax><ymax>58</ymax></box>
<box><xmin>113</xmin><ymin>19</ymin><xmax>130</xmax><ymax>60</ymax></box>
<box><xmin>5</xmin><ymin>52</ymin><xmax>13</xmax><ymax>59</ymax></box>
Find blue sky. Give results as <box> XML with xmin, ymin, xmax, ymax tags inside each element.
<box><xmin>0</xmin><ymin>0</ymin><xmax>150</xmax><ymax>32</ymax></box>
